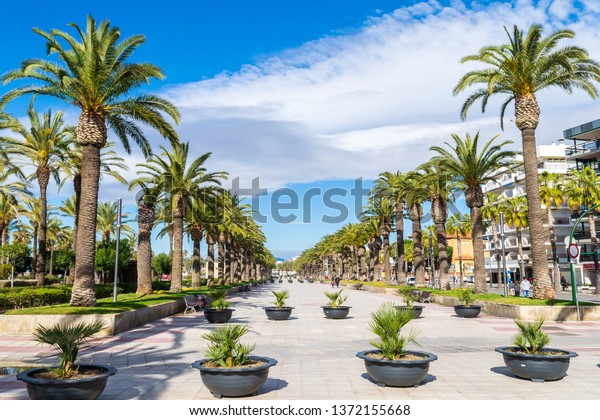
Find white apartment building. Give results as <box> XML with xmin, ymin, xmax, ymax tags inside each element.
<box><xmin>482</xmin><ymin>143</ymin><xmax>574</xmax><ymax>285</ymax></box>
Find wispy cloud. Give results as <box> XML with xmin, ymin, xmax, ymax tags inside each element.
<box><xmin>159</xmin><ymin>0</ymin><xmax>600</xmax><ymax>191</ymax></box>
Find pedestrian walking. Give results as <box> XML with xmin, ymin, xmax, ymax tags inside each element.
<box><xmin>521</xmin><ymin>278</ymin><xmax>531</xmax><ymax>298</ymax></box>
<box><xmin>334</xmin><ymin>276</ymin><xmax>341</xmax><ymax>288</ymax></box>
<box><xmin>513</xmin><ymin>280</ymin><xmax>520</xmax><ymax>297</ymax></box>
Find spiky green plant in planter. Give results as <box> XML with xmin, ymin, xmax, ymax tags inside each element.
<box><xmin>32</xmin><ymin>321</ymin><xmax>105</xmax><ymax>379</ymax></box>
<box><xmin>210</xmin><ymin>290</ymin><xmax>231</xmax><ymax>311</ymax></box>
<box><xmin>324</xmin><ymin>290</ymin><xmax>347</xmax><ymax>308</ymax></box>
<box><xmin>369</xmin><ymin>302</ymin><xmax>420</xmax><ymax>360</ymax></box>
<box><xmin>396</xmin><ymin>286</ymin><xmax>419</xmax><ymax>308</ymax></box>
<box><xmin>513</xmin><ymin>318</ymin><xmax>550</xmax><ymax>354</ymax></box>
<box><xmin>203</xmin><ymin>324</ymin><xmax>256</xmax><ymax>368</ymax></box>
<box><xmin>457</xmin><ymin>288</ymin><xmax>475</xmax><ymax>306</ymax></box>
<box><xmin>271</xmin><ymin>290</ymin><xmax>289</xmax><ymax>308</ymax></box>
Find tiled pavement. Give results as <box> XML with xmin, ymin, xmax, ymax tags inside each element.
<box><xmin>1</xmin><ymin>282</ymin><xmax>599</xmax><ymax>400</ymax></box>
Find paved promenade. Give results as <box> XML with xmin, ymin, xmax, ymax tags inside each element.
<box><xmin>1</xmin><ymin>282</ymin><xmax>599</xmax><ymax>400</ymax></box>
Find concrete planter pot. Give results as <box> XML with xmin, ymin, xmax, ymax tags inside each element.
<box><xmin>453</xmin><ymin>305</ymin><xmax>481</xmax><ymax>318</ymax></box>
<box><xmin>17</xmin><ymin>364</ymin><xmax>117</xmax><ymax>400</ymax></box>
<box><xmin>395</xmin><ymin>305</ymin><xmax>424</xmax><ymax>318</ymax></box>
<box><xmin>321</xmin><ymin>306</ymin><xmax>351</xmax><ymax>319</ymax></box>
<box><xmin>264</xmin><ymin>307</ymin><xmax>294</xmax><ymax>320</ymax></box>
<box><xmin>191</xmin><ymin>356</ymin><xmax>277</xmax><ymax>398</ymax></box>
<box><xmin>356</xmin><ymin>350</ymin><xmax>437</xmax><ymax>387</ymax></box>
<box><xmin>495</xmin><ymin>346</ymin><xmax>578</xmax><ymax>382</ymax></box>
<box><xmin>203</xmin><ymin>308</ymin><xmax>234</xmax><ymax>324</ymax></box>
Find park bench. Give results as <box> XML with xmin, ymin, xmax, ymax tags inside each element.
<box><xmin>418</xmin><ymin>291</ymin><xmax>432</xmax><ymax>303</ymax></box>
<box><xmin>183</xmin><ymin>295</ymin><xmax>207</xmax><ymax>314</ymax></box>
<box><xmin>353</xmin><ymin>283</ymin><xmax>364</xmax><ymax>290</ymax></box>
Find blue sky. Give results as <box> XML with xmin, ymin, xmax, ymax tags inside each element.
<box><xmin>2</xmin><ymin>0</ymin><xmax>600</xmax><ymax>260</ymax></box>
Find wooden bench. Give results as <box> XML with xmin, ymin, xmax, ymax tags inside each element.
<box><xmin>353</xmin><ymin>283</ymin><xmax>364</xmax><ymax>290</ymax></box>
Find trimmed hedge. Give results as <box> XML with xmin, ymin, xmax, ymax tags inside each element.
<box><xmin>0</xmin><ymin>284</ymin><xmax>122</xmax><ymax>310</ymax></box>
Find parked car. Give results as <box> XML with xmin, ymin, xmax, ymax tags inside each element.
<box><xmin>406</xmin><ymin>276</ymin><xmax>416</xmax><ymax>285</ymax></box>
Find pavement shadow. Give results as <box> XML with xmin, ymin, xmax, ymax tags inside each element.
<box><xmin>359</xmin><ymin>373</ymin><xmax>437</xmax><ymax>387</ymax></box>
<box><xmin>490</xmin><ymin>366</ymin><xmax>516</xmax><ymax>378</ymax></box>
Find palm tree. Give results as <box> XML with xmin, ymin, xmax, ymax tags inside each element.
<box><xmin>59</xmin><ymin>141</ymin><xmax>128</xmax><ymax>253</ymax></box>
<box><xmin>419</xmin><ymin>160</ymin><xmax>453</xmax><ymax>289</ymax></box>
<box><xmin>372</xmin><ymin>171</ymin><xmax>407</xmax><ymax>283</ymax></box>
<box><xmin>95</xmin><ymin>201</ymin><xmax>134</xmax><ymax>243</ymax></box>
<box><xmin>454</xmin><ymin>24</ymin><xmax>600</xmax><ymax>299</ymax></box>
<box><xmin>0</xmin><ymin>15</ymin><xmax>180</xmax><ymax>306</ymax></box>
<box><xmin>46</xmin><ymin>217</ymin><xmax>66</xmax><ymax>277</ymax></box>
<box><xmin>566</xmin><ymin>166</ymin><xmax>600</xmax><ymax>295</ymax></box>
<box><xmin>503</xmin><ymin>196</ymin><xmax>529</xmax><ymax>283</ymax></box>
<box><xmin>446</xmin><ymin>214</ymin><xmax>472</xmax><ymax>287</ymax></box>
<box><xmin>539</xmin><ymin>172</ymin><xmax>566</xmax><ymax>292</ymax></box>
<box><xmin>128</xmin><ymin>178</ymin><xmax>161</xmax><ymax>295</ymax></box>
<box><xmin>401</xmin><ymin>172</ymin><xmax>428</xmax><ymax>287</ymax></box>
<box><xmin>362</xmin><ymin>197</ymin><xmax>394</xmax><ymax>283</ymax></box>
<box><xmin>2</xmin><ymin>108</ymin><xmax>69</xmax><ymax>285</ymax></box>
<box><xmin>431</xmin><ymin>132</ymin><xmax>515</xmax><ymax>293</ymax></box>
<box><xmin>135</xmin><ymin>141</ymin><xmax>226</xmax><ymax>292</ymax></box>
<box><xmin>482</xmin><ymin>192</ymin><xmax>502</xmax><ymax>288</ymax></box>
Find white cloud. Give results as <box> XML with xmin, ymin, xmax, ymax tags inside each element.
<box><xmin>161</xmin><ymin>0</ymin><xmax>600</xmax><ymax>192</ymax></box>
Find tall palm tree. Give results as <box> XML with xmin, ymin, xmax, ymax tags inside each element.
<box><xmin>446</xmin><ymin>213</ymin><xmax>472</xmax><ymax>287</ymax></box>
<box><xmin>539</xmin><ymin>171</ymin><xmax>566</xmax><ymax>292</ymax></box>
<box><xmin>482</xmin><ymin>192</ymin><xmax>502</xmax><ymax>288</ymax></box>
<box><xmin>419</xmin><ymin>160</ymin><xmax>453</xmax><ymax>289</ymax></box>
<box><xmin>454</xmin><ymin>24</ymin><xmax>600</xmax><ymax>299</ymax></box>
<box><xmin>362</xmin><ymin>197</ymin><xmax>394</xmax><ymax>283</ymax></box>
<box><xmin>136</xmin><ymin>141</ymin><xmax>226</xmax><ymax>292</ymax></box>
<box><xmin>0</xmin><ymin>15</ymin><xmax>180</xmax><ymax>306</ymax></box>
<box><xmin>401</xmin><ymin>172</ymin><xmax>429</xmax><ymax>287</ymax></box>
<box><xmin>431</xmin><ymin>132</ymin><xmax>515</xmax><ymax>293</ymax></box>
<box><xmin>46</xmin><ymin>217</ymin><xmax>66</xmax><ymax>277</ymax></box>
<box><xmin>372</xmin><ymin>171</ymin><xmax>407</xmax><ymax>283</ymax></box>
<box><xmin>503</xmin><ymin>196</ymin><xmax>529</xmax><ymax>283</ymax></box>
<box><xmin>128</xmin><ymin>179</ymin><xmax>161</xmax><ymax>295</ymax></box>
<box><xmin>2</xmin><ymin>108</ymin><xmax>69</xmax><ymax>285</ymax></box>
<box><xmin>95</xmin><ymin>201</ymin><xmax>134</xmax><ymax>243</ymax></box>
<box><xmin>566</xmin><ymin>166</ymin><xmax>600</xmax><ymax>294</ymax></box>
<box><xmin>59</xmin><ymin>141</ymin><xmax>128</xmax><ymax>253</ymax></box>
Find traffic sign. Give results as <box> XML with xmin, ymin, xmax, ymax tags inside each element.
<box><xmin>567</xmin><ymin>243</ymin><xmax>580</xmax><ymax>259</ymax></box>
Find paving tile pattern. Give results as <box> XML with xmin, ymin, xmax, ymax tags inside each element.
<box><xmin>1</xmin><ymin>282</ymin><xmax>599</xmax><ymax>400</ymax></box>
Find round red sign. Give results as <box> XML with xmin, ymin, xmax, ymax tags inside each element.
<box><xmin>567</xmin><ymin>243</ymin><xmax>580</xmax><ymax>259</ymax></box>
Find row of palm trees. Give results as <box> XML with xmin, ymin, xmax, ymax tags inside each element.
<box><xmin>298</xmin><ymin>24</ymin><xmax>600</xmax><ymax>300</ymax></box>
<box><xmin>0</xmin><ymin>16</ymin><xmax>274</xmax><ymax>306</ymax></box>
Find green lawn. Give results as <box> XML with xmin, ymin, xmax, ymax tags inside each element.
<box><xmin>4</xmin><ymin>283</ymin><xmax>246</xmax><ymax>315</ymax></box>
<box><xmin>342</xmin><ymin>280</ymin><xmax>597</xmax><ymax>307</ymax></box>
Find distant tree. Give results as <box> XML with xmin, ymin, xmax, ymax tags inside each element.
<box><xmin>94</xmin><ymin>239</ymin><xmax>132</xmax><ymax>283</ymax></box>
<box><xmin>152</xmin><ymin>253</ymin><xmax>172</xmax><ymax>277</ymax></box>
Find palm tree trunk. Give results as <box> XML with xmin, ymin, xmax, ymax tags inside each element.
<box><xmin>517</xmin><ymin>228</ymin><xmax>525</xmax><ymax>282</ymax></box>
<box><xmin>73</xmin><ymin>173</ymin><xmax>81</xmax><ymax>252</ymax></box>
<box><xmin>382</xmin><ymin>233</ymin><xmax>391</xmax><ymax>284</ymax></box>
<box><xmin>136</xmin><ymin>208</ymin><xmax>153</xmax><ymax>295</ymax></box>
<box><xmin>206</xmin><ymin>234</ymin><xmax>215</xmax><ymax>287</ymax></box>
<box><xmin>169</xmin><ymin>200</ymin><xmax>184</xmax><ymax>293</ymax></box>
<box><xmin>519</xmin><ymin>123</ymin><xmax>554</xmax><ymax>299</ymax></box>
<box><xmin>410</xmin><ymin>204</ymin><xmax>425</xmax><ymax>287</ymax></box>
<box><xmin>217</xmin><ymin>233</ymin><xmax>225</xmax><ymax>285</ymax></box>
<box><xmin>396</xmin><ymin>204</ymin><xmax>405</xmax><ymax>283</ymax></box>
<box><xmin>49</xmin><ymin>244</ymin><xmax>54</xmax><ymax>276</ymax></box>
<box><xmin>32</xmin><ymin>227</ymin><xmax>38</xmax><ymax>282</ymax></box>
<box><xmin>36</xmin><ymin>171</ymin><xmax>49</xmax><ymax>287</ymax></box>
<box><xmin>358</xmin><ymin>246</ymin><xmax>366</xmax><ymax>281</ymax></box>
<box><xmin>546</xmin><ymin>206</ymin><xmax>561</xmax><ymax>293</ymax></box>
<box><xmin>491</xmin><ymin>219</ymin><xmax>501</xmax><ymax>288</ymax></box>
<box><xmin>433</xmin><ymin>197</ymin><xmax>449</xmax><ymax>290</ymax></box>
<box><xmin>471</xmin><ymin>205</ymin><xmax>487</xmax><ymax>294</ymax></box>
<box><xmin>192</xmin><ymin>238</ymin><xmax>201</xmax><ymax>289</ymax></box>
<box><xmin>71</xmin><ymin>143</ymin><xmax>102</xmax><ymax>307</ymax></box>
